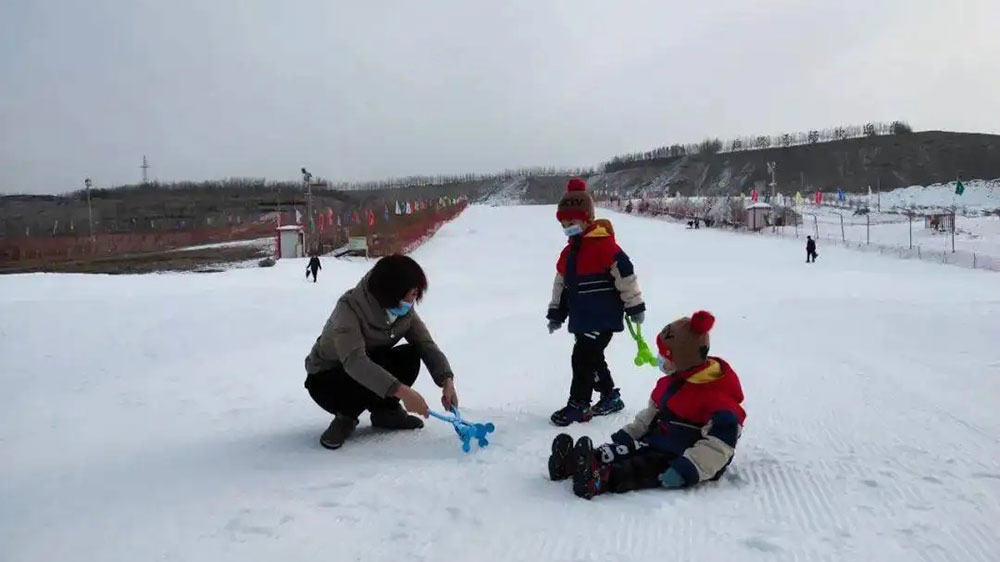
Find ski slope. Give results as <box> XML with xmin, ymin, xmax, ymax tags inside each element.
<box><xmin>2</xmin><ymin>205</ymin><xmax>999</xmax><ymax>562</ymax></box>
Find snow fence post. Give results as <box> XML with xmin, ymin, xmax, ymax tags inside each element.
<box><xmin>973</xmin><ymin>253</ymin><xmax>977</xmax><ymax>269</ymax></box>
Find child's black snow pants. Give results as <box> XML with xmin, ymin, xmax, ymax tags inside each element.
<box><xmin>596</xmin><ymin>439</ymin><xmax>676</xmax><ymax>493</ymax></box>
<box><xmin>569</xmin><ymin>331</ymin><xmax>614</xmax><ymax>404</ymax></box>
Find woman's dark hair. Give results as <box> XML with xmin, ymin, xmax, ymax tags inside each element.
<box><xmin>367</xmin><ymin>254</ymin><xmax>428</xmax><ymax>308</ymax></box>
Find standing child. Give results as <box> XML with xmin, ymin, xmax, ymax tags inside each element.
<box><xmin>547</xmin><ymin>178</ymin><xmax>645</xmax><ymax>426</ymax></box>
<box><xmin>547</xmin><ymin>311</ymin><xmax>746</xmax><ymax>499</ymax></box>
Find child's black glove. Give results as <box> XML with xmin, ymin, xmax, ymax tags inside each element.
<box><xmin>611</xmin><ymin>429</ymin><xmax>635</xmax><ymax>447</ymax></box>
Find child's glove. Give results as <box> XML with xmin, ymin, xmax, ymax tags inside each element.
<box><xmin>610</xmin><ymin>429</ymin><xmax>635</xmax><ymax>448</ymax></box>
<box><xmin>659</xmin><ymin>467</ymin><xmax>686</xmax><ymax>489</ymax></box>
<box><xmin>547</xmin><ymin>320</ymin><xmax>562</xmax><ymax>334</ymax></box>
<box><xmin>628</xmin><ymin>311</ymin><xmax>645</xmax><ymax>325</ymax></box>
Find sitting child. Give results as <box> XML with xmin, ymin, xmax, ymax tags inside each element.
<box><xmin>547</xmin><ymin>310</ymin><xmax>746</xmax><ymax>499</ymax></box>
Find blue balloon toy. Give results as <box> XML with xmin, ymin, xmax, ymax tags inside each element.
<box><xmin>428</xmin><ymin>406</ymin><xmax>495</xmax><ymax>453</ymax></box>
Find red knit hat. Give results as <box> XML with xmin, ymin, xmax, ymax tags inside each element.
<box><xmin>556</xmin><ymin>178</ymin><xmax>594</xmax><ymax>223</ymax></box>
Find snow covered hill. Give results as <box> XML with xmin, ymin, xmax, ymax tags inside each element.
<box><xmin>480</xmin><ymin>177</ymin><xmax>529</xmax><ymax>206</ymax></box>
<box><xmin>872</xmin><ymin>179</ymin><xmax>1000</xmax><ymax>212</ymax></box>
<box><xmin>2</xmin><ymin>206</ymin><xmax>999</xmax><ymax>562</ymax></box>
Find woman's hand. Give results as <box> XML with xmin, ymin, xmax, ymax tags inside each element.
<box><xmin>394</xmin><ymin>385</ymin><xmax>429</xmax><ymax>418</ymax></box>
<box><xmin>441</xmin><ymin>378</ymin><xmax>459</xmax><ymax>411</ymax></box>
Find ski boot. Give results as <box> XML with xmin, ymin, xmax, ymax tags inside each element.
<box><xmin>550</xmin><ymin>400</ymin><xmax>593</xmax><ymax>427</ymax></box>
<box><xmin>591</xmin><ymin>388</ymin><xmax>625</xmax><ymax>416</ymax></box>
<box><xmin>572</xmin><ymin>436</ymin><xmax>610</xmax><ymax>500</ymax></box>
<box><xmin>548</xmin><ymin>433</ymin><xmax>576</xmax><ymax>481</ymax></box>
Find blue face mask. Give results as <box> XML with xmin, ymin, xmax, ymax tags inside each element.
<box><xmin>657</xmin><ymin>355</ymin><xmax>674</xmax><ymax>374</ymax></box>
<box><xmin>388</xmin><ymin>300</ymin><xmax>413</xmax><ymax>317</ymax></box>
<box><xmin>563</xmin><ymin>224</ymin><xmax>584</xmax><ymax>237</ymax></box>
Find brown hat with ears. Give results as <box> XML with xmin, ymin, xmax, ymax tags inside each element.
<box><xmin>656</xmin><ymin>311</ymin><xmax>715</xmax><ymax>373</ymax></box>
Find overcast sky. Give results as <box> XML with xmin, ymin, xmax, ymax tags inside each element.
<box><xmin>1</xmin><ymin>0</ymin><xmax>998</xmax><ymax>194</ymax></box>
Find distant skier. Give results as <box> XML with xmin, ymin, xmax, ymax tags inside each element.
<box><xmin>548</xmin><ymin>311</ymin><xmax>746</xmax><ymax>499</ymax></box>
<box><xmin>547</xmin><ymin>178</ymin><xmax>646</xmax><ymax>427</ymax></box>
<box><xmin>307</xmin><ymin>255</ymin><xmax>322</xmax><ymax>282</ymax></box>
<box><xmin>806</xmin><ymin>236</ymin><xmax>818</xmax><ymax>263</ymax></box>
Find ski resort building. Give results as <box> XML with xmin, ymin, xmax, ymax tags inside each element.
<box><xmin>745</xmin><ymin>202</ymin><xmax>773</xmax><ymax>231</ymax></box>
<box><xmin>276</xmin><ymin>225</ymin><xmax>306</xmax><ymax>259</ymax></box>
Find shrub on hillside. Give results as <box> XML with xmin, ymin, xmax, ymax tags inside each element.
<box><xmin>698</xmin><ymin>138</ymin><xmax>723</xmax><ymax>155</ymax></box>
<box><xmin>891</xmin><ymin>121</ymin><xmax>913</xmax><ymax>134</ymax></box>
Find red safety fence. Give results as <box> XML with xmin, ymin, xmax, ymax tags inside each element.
<box><xmin>369</xmin><ymin>201</ymin><xmax>468</xmax><ymax>256</ymax></box>
<box><xmin>0</xmin><ymin>223</ymin><xmax>276</xmax><ymax>265</ymax></box>
<box><xmin>1</xmin><ymin>200</ymin><xmax>469</xmax><ymax>267</ymax></box>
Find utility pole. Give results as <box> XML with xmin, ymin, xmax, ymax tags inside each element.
<box><xmin>140</xmin><ymin>155</ymin><xmax>150</xmax><ymax>184</ymax></box>
<box><xmin>907</xmin><ymin>210</ymin><xmax>914</xmax><ymax>250</ymax></box>
<box><xmin>301</xmin><ymin>167</ymin><xmax>314</xmax><ymax>251</ymax></box>
<box><xmin>951</xmin><ymin>209</ymin><xmax>956</xmax><ymax>253</ymax></box>
<box><xmin>767</xmin><ymin>161</ymin><xmax>777</xmax><ymax>199</ymax></box>
<box><xmin>866</xmin><ymin>212</ymin><xmax>870</xmax><ymax>245</ymax></box>
<box><xmin>84</xmin><ymin>178</ymin><xmax>94</xmax><ymax>242</ymax></box>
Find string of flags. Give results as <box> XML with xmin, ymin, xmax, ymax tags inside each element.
<box><xmin>285</xmin><ymin>196</ymin><xmax>467</xmax><ymax>230</ymax></box>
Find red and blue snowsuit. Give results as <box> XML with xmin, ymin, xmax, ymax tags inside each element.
<box><xmin>599</xmin><ymin>358</ymin><xmax>746</xmax><ymax>491</ymax></box>
<box><xmin>547</xmin><ymin>219</ymin><xmax>645</xmax><ymax>405</ymax></box>
<box><xmin>546</xmin><ymin>219</ymin><xmax>645</xmax><ymax>334</ymax></box>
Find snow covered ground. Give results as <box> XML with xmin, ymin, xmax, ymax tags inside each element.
<box><xmin>3</xmin><ymin>206</ymin><xmax>999</xmax><ymax>562</ymax></box>
<box><xmin>170</xmin><ymin>237</ymin><xmax>274</xmax><ymax>253</ymax></box>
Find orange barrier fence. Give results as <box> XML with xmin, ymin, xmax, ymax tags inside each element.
<box><xmin>369</xmin><ymin>202</ymin><xmax>468</xmax><ymax>256</ymax></box>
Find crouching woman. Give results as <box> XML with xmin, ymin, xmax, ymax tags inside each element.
<box><xmin>304</xmin><ymin>255</ymin><xmax>459</xmax><ymax>450</ymax></box>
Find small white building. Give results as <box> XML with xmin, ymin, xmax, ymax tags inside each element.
<box><xmin>923</xmin><ymin>210</ymin><xmax>954</xmax><ymax>232</ymax></box>
<box><xmin>745</xmin><ymin>202</ymin><xmax>773</xmax><ymax>231</ymax></box>
<box><xmin>276</xmin><ymin>225</ymin><xmax>305</xmax><ymax>259</ymax></box>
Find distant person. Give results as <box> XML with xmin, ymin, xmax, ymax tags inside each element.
<box><xmin>303</xmin><ymin>255</ymin><xmax>460</xmax><ymax>450</ymax></box>
<box><xmin>306</xmin><ymin>255</ymin><xmax>321</xmax><ymax>282</ymax></box>
<box><xmin>806</xmin><ymin>236</ymin><xmax>818</xmax><ymax>263</ymax></box>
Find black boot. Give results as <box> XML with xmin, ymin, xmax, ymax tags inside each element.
<box><xmin>572</xmin><ymin>436</ymin><xmax>610</xmax><ymax>499</ymax></box>
<box><xmin>320</xmin><ymin>415</ymin><xmax>359</xmax><ymax>450</ymax></box>
<box><xmin>548</xmin><ymin>433</ymin><xmax>576</xmax><ymax>481</ymax></box>
<box><xmin>370</xmin><ymin>405</ymin><xmax>424</xmax><ymax>430</ymax></box>
<box><xmin>550</xmin><ymin>400</ymin><xmax>593</xmax><ymax>427</ymax></box>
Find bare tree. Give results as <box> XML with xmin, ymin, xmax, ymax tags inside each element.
<box><xmin>891</xmin><ymin>120</ymin><xmax>913</xmax><ymax>134</ymax></box>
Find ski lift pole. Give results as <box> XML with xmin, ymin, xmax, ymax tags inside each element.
<box><xmin>626</xmin><ymin>317</ymin><xmax>658</xmax><ymax>368</ymax></box>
